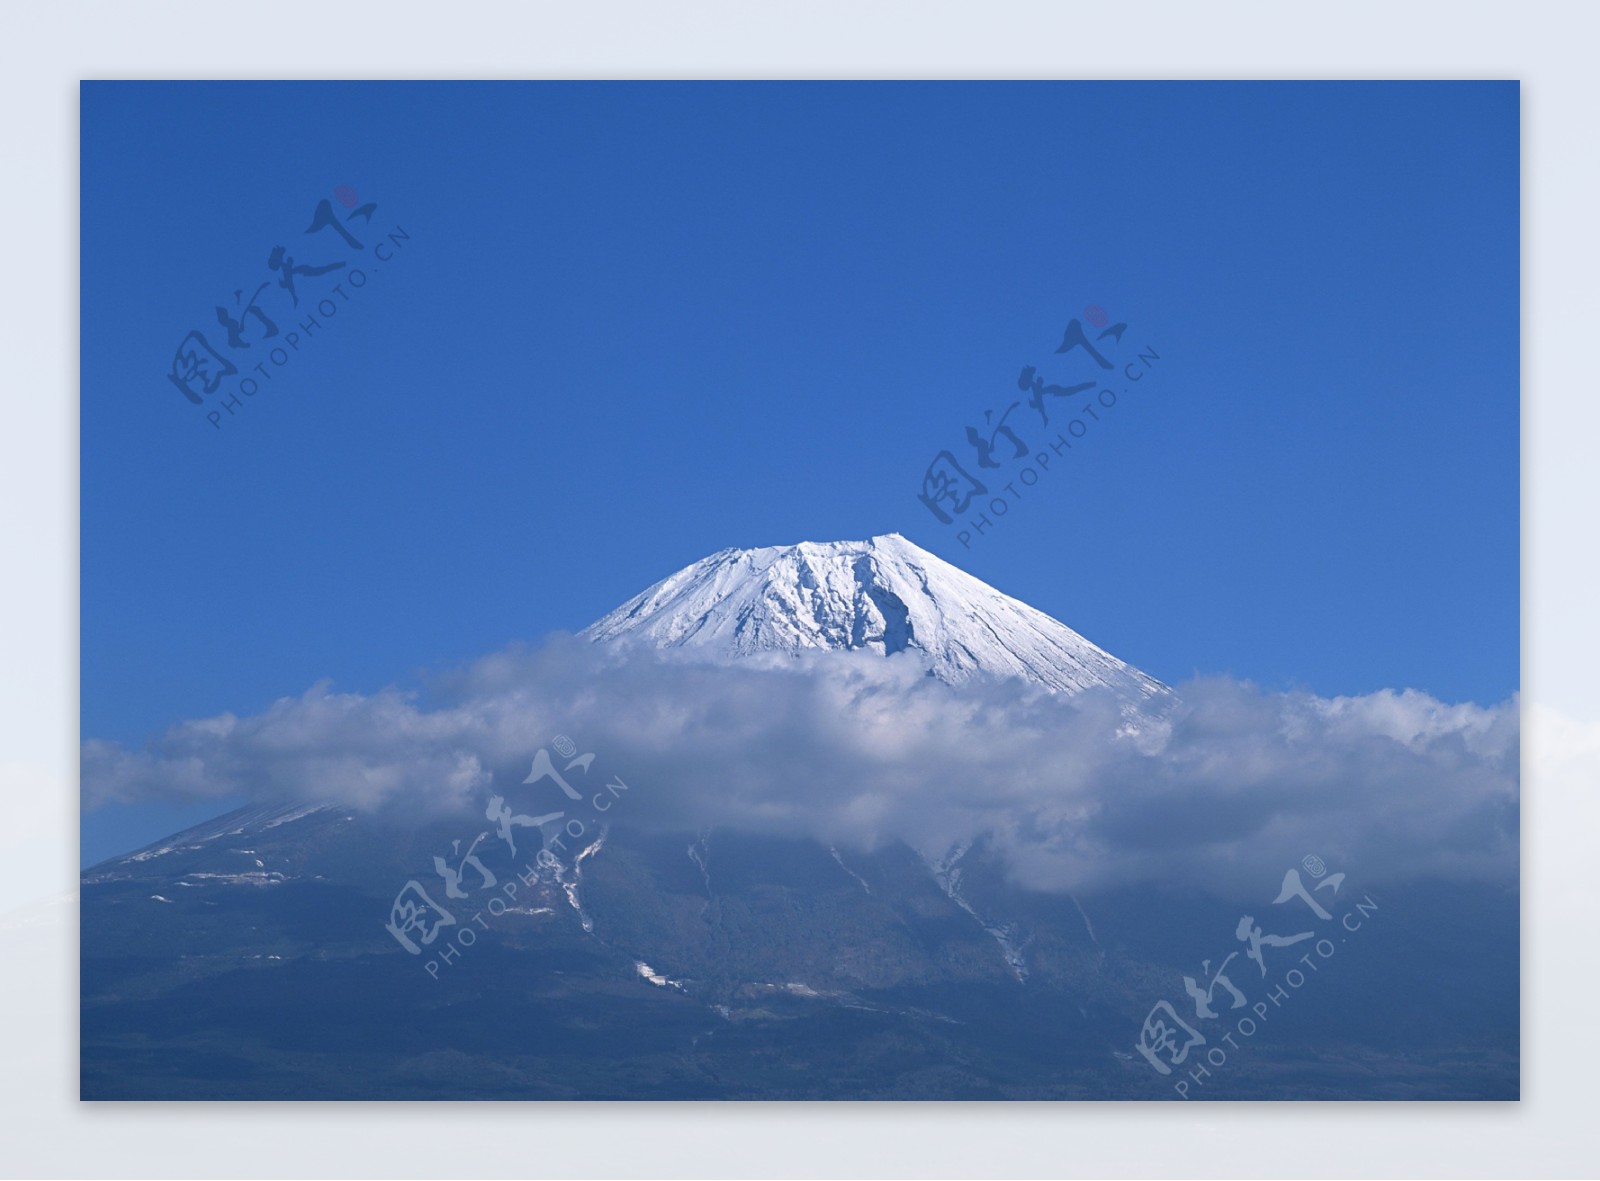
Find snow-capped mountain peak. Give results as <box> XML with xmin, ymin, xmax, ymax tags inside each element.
<box><xmin>581</xmin><ymin>533</ymin><xmax>1167</xmax><ymax>700</ymax></box>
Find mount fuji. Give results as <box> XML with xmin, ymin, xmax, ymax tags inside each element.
<box><xmin>79</xmin><ymin>534</ymin><xmax>1516</xmax><ymax>1101</ymax></box>
<box><xmin>582</xmin><ymin>533</ymin><xmax>1168</xmax><ymax>702</ymax></box>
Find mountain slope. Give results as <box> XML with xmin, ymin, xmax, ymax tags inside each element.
<box><xmin>80</xmin><ymin>803</ymin><xmax>1520</xmax><ymax>1100</ymax></box>
<box><xmin>79</xmin><ymin>536</ymin><xmax>1519</xmax><ymax>1100</ymax></box>
<box><xmin>582</xmin><ymin>533</ymin><xmax>1167</xmax><ymax>701</ymax></box>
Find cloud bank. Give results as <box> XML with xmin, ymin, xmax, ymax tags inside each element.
<box><xmin>82</xmin><ymin>636</ymin><xmax>1519</xmax><ymax>894</ymax></box>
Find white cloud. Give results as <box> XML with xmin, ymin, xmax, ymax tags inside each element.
<box><xmin>82</xmin><ymin>637</ymin><xmax>1520</xmax><ymax>895</ymax></box>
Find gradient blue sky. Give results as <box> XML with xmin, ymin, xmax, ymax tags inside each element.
<box><xmin>81</xmin><ymin>81</ymin><xmax>1519</xmax><ymax>862</ymax></box>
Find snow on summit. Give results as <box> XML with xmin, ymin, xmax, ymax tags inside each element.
<box><xmin>581</xmin><ymin>533</ymin><xmax>1168</xmax><ymax>701</ymax></box>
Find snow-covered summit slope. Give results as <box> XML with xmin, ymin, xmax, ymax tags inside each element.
<box><xmin>581</xmin><ymin>533</ymin><xmax>1168</xmax><ymax>701</ymax></box>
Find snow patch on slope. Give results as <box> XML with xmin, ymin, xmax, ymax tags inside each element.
<box><xmin>929</xmin><ymin>840</ymin><xmax>1030</xmax><ymax>983</ymax></box>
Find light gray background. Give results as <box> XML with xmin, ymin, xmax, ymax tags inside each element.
<box><xmin>3</xmin><ymin>1</ymin><xmax>1590</xmax><ymax>1177</ymax></box>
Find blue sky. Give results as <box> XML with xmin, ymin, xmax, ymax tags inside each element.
<box><xmin>81</xmin><ymin>81</ymin><xmax>1519</xmax><ymax>863</ymax></box>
